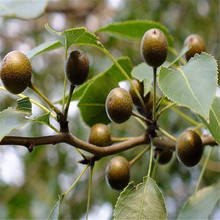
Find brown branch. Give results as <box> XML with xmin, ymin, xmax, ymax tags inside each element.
<box><xmin>0</xmin><ymin>133</ymin><xmax>217</xmax><ymax>158</ymax></box>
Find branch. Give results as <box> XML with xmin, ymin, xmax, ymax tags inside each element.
<box><xmin>0</xmin><ymin>133</ymin><xmax>217</xmax><ymax>158</ymax></box>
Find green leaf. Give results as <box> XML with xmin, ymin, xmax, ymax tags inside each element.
<box><xmin>48</xmin><ymin>195</ymin><xmax>64</xmax><ymax>220</ymax></box>
<box><xmin>132</xmin><ymin>62</ymin><xmax>153</xmax><ymax>96</ymax></box>
<box><xmin>200</xmin><ymin>97</ymin><xmax>220</xmax><ymax>146</ymax></box>
<box><xmin>26</xmin><ymin>41</ymin><xmax>61</xmax><ymax>59</ymax></box>
<box><xmin>45</xmin><ymin>24</ymin><xmax>103</xmax><ymax>50</ymax></box>
<box><xmin>27</xmin><ymin>25</ymin><xmax>103</xmax><ymax>59</ymax></box>
<box><xmin>158</xmin><ymin>53</ymin><xmax>218</xmax><ymax>119</ymax></box>
<box><xmin>15</xmin><ymin>97</ymin><xmax>32</xmax><ymax>116</ymax></box>
<box><xmin>96</xmin><ymin>20</ymin><xmax>173</xmax><ymax>46</ymax></box>
<box><xmin>113</xmin><ymin>177</ymin><xmax>167</xmax><ymax>220</ymax></box>
<box><xmin>0</xmin><ymin>0</ymin><xmax>47</xmax><ymax>19</ymax></box>
<box><xmin>78</xmin><ymin>73</ymin><xmax>119</xmax><ymax>126</ymax></box>
<box><xmin>32</xmin><ymin>112</ymin><xmax>50</xmax><ymax>125</ymax></box>
<box><xmin>177</xmin><ymin>184</ymin><xmax>220</xmax><ymax>220</ymax></box>
<box><xmin>0</xmin><ymin>108</ymin><xmax>30</xmax><ymax>141</ymax></box>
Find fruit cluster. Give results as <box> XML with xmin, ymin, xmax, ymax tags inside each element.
<box><xmin>0</xmin><ymin>28</ymin><xmax>206</xmax><ymax>191</ymax></box>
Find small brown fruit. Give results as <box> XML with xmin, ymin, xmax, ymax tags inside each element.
<box><xmin>129</xmin><ymin>79</ymin><xmax>144</xmax><ymax>106</ymax></box>
<box><xmin>1</xmin><ymin>51</ymin><xmax>32</xmax><ymax>94</ymax></box>
<box><xmin>141</xmin><ymin>28</ymin><xmax>168</xmax><ymax>68</ymax></box>
<box><xmin>184</xmin><ymin>34</ymin><xmax>206</xmax><ymax>61</ymax></box>
<box><xmin>65</xmin><ymin>49</ymin><xmax>89</xmax><ymax>85</ymax></box>
<box><xmin>176</xmin><ymin>130</ymin><xmax>203</xmax><ymax>167</ymax></box>
<box><xmin>106</xmin><ymin>87</ymin><xmax>133</xmax><ymax>124</ymax></box>
<box><xmin>105</xmin><ymin>156</ymin><xmax>130</xmax><ymax>190</ymax></box>
<box><xmin>154</xmin><ymin>147</ymin><xmax>173</xmax><ymax>164</ymax></box>
<box><xmin>89</xmin><ymin>123</ymin><xmax>111</xmax><ymax>147</ymax></box>
<box><xmin>136</xmin><ymin>90</ymin><xmax>153</xmax><ymax>116</ymax></box>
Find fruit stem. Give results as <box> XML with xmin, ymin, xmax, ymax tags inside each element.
<box><xmin>86</xmin><ymin>164</ymin><xmax>94</xmax><ymax>220</ymax></box>
<box><xmin>151</xmin><ymin>152</ymin><xmax>160</xmax><ymax>179</ymax></box>
<box><xmin>158</xmin><ymin>127</ymin><xmax>177</xmax><ymax>142</ymax></box>
<box><xmin>63</xmin><ymin>164</ymin><xmax>89</xmax><ymax>198</ymax></box>
<box><xmin>62</xmin><ymin>49</ymin><xmax>68</xmax><ymax>113</ymax></box>
<box><xmin>132</xmin><ymin>110</ymin><xmax>152</xmax><ymax>123</ymax></box>
<box><xmin>169</xmin><ymin>47</ymin><xmax>186</xmax><ymax>66</ymax></box>
<box><xmin>101</xmin><ymin>47</ymin><xmax>147</xmax><ymax>113</ymax></box>
<box><xmin>64</xmin><ymin>84</ymin><xmax>76</xmax><ymax>120</ymax></box>
<box><xmin>133</xmin><ymin>117</ymin><xmax>147</xmax><ymax>129</ymax></box>
<box><xmin>129</xmin><ymin>145</ymin><xmax>150</xmax><ymax>167</ymax></box>
<box><xmin>153</xmin><ymin>67</ymin><xmax>157</xmax><ymax>121</ymax></box>
<box><xmin>29</xmin><ymin>82</ymin><xmax>61</xmax><ymax>115</ymax></box>
<box><xmin>147</xmin><ymin>140</ymin><xmax>154</xmax><ymax>177</ymax></box>
<box><xmin>195</xmin><ymin>147</ymin><xmax>214</xmax><ymax>192</ymax></box>
<box><xmin>0</xmin><ymin>86</ymin><xmax>57</xmax><ymax>120</ymax></box>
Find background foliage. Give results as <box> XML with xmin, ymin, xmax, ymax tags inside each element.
<box><xmin>0</xmin><ymin>0</ymin><xmax>220</xmax><ymax>219</ymax></box>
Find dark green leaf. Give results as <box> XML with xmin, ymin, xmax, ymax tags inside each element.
<box><xmin>96</xmin><ymin>20</ymin><xmax>173</xmax><ymax>46</ymax></box>
<box><xmin>0</xmin><ymin>0</ymin><xmax>47</xmax><ymax>19</ymax></box>
<box><xmin>15</xmin><ymin>97</ymin><xmax>32</xmax><ymax>116</ymax></box>
<box><xmin>0</xmin><ymin>108</ymin><xmax>30</xmax><ymax>141</ymax></box>
<box><xmin>159</xmin><ymin>53</ymin><xmax>218</xmax><ymax>119</ymax></box>
<box><xmin>177</xmin><ymin>184</ymin><xmax>220</xmax><ymax>220</ymax></box>
<box><xmin>113</xmin><ymin>177</ymin><xmax>167</xmax><ymax>220</ymax></box>
<box><xmin>78</xmin><ymin>73</ymin><xmax>119</xmax><ymax>126</ymax></box>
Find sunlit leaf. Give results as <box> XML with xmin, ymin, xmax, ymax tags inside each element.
<box><xmin>159</xmin><ymin>53</ymin><xmax>218</xmax><ymax>118</ymax></box>
<box><xmin>0</xmin><ymin>0</ymin><xmax>47</xmax><ymax>19</ymax></box>
<box><xmin>0</xmin><ymin>108</ymin><xmax>30</xmax><ymax>141</ymax></box>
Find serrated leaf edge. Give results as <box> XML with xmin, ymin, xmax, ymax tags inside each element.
<box><xmin>158</xmin><ymin>52</ymin><xmax>218</xmax><ymax>119</ymax></box>
<box><xmin>113</xmin><ymin>177</ymin><xmax>167</xmax><ymax>220</ymax></box>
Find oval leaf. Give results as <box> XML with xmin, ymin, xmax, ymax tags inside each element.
<box><xmin>0</xmin><ymin>0</ymin><xmax>47</xmax><ymax>19</ymax></box>
<box><xmin>177</xmin><ymin>184</ymin><xmax>220</xmax><ymax>220</ymax></box>
<box><xmin>113</xmin><ymin>177</ymin><xmax>167</xmax><ymax>220</ymax></box>
<box><xmin>96</xmin><ymin>20</ymin><xmax>173</xmax><ymax>46</ymax></box>
<box><xmin>78</xmin><ymin>73</ymin><xmax>119</xmax><ymax>126</ymax></box>
<box><xmin>158</xmin><ymin>53</ymin><xmax>218</xmax><ymax>119</ymax></box>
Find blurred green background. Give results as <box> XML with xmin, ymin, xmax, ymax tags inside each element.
<box><xmin>0</xmin><ymin>0</ymin><xmax>220</xmax><ymax>219</ymax></box>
